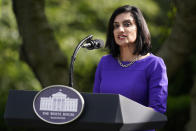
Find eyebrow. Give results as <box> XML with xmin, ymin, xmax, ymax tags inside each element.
<box><xmin>113</xmin><ymin>19</ymin><xmax>133</xmax><ymax>24</ymax></box>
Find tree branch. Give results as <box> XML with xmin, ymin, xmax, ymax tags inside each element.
<box><xmin>12</xmin><ymin>0</ymin><xmax>68</xmax><ymax>87</ymax></box>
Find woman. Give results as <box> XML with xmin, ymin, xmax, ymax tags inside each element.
<box><xmin>93</xmin><ymin>5</ymin><xmax>168</xmax><ymax>130</ymax></box>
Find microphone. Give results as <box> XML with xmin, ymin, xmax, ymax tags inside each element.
<box><xmin>82</xmin><ymin>39</ymin><xmax>104</xmax><ymax>50</ymax></box>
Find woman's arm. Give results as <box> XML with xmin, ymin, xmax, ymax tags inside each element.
<box><xmin>148</xmin><ymin>58</ymin><xmax>168</xmax><ymax>114</ymax></box>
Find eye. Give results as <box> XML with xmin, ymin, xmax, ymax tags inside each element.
<box><xmin>123</xmin><ymin>21</ymin><xmax>131</xmax><ymax>27</ymax></box>
<box><xmin>113</xmin><ymin>23</ymin><xmax>119</xmax><ymax>29</ymax></box>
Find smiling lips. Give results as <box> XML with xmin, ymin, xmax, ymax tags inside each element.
<box><xmin>118</xmin><ymin>34</ymin><xmax>127</xmax><ymax>40</ymax></box>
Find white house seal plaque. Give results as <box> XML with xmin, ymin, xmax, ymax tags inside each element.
<box><xmin>33</xmin><ymin>85</ymin><xmax>84</xmax><ymax>125</ymax></box>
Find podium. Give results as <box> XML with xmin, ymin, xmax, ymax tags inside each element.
<box><xmin>4</xmin><ymin>90</ymin><xmax>167</xmax><ymax>131</ymax></box>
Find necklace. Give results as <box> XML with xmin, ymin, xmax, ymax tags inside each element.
<box><xmin>117</xmin><ymin>55</ymin><xmax>139</xmax><ymax>68</ymax></box>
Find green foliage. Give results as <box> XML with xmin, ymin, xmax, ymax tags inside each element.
<box><xmin>0</xmin><ymin>0</ymin><xmax>42</xmax><ymax>89</ymax></box>
<box><xmin>0</xmin><ymin>1</ymin><xmax>41</xmax><ymax>130</ymax></box>
<box><xmin>163</xmin><ymin>95</ymin><xmax>190</xmax><ymax>131</ymax></box>
<box><xmin>0</xmin><ymin>0</ymin><xmax>191</xmax><ymax>131</ymax></box>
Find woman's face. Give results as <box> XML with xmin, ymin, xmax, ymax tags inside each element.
<box><xmin>113</xmin><ymin>12</ymin><xmax>137</xmax><ymax>47</ymax></box>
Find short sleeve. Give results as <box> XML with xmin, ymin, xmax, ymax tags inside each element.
<box><xmin>148</xmin><ymin>58</ymin><xmax>168</xmax><ymax>114</ymax></box>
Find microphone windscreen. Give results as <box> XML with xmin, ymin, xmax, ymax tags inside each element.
<box><xmin>94</xmin><ymin>39</ymin><xmax>104</xmax><ymax>48</ymax></box>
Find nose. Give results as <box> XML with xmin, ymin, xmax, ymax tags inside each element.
<box><xmin>118</xmin><ymin>25</ymin><xmax>125</xmax><ymax>32</ymax></box>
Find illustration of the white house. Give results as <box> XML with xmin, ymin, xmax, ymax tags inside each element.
<box><xmin>39</xmin><ymin>91</ymin><xmax>78</xmax><ymax>112</ymax></box>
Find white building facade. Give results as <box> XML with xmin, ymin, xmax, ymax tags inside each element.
<box><xmin>40</xmin><ymin>92</ymin><xmax>78</xmax><ymax>112</ymax></box>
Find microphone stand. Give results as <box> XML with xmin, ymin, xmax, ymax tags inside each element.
<box><xmin>68</xmin><ymin>35</ymin><xmax>93</xmax><ymax>87</ymax></box>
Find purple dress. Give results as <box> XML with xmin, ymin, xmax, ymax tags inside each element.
<box><xmin>93</xmin><ymin>54</ymin><xmax>168</xmax><ymax>131</ymax></box>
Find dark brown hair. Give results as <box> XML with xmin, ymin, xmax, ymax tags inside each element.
<box><xmin>105</xmin><ymin>5</ymin><xmax>151</xmax><ymax>57</ymax></box>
